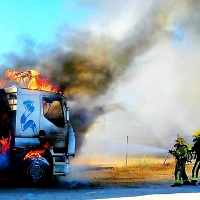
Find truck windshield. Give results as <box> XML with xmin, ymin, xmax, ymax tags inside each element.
<box><xmin>42</xmin><ymin>97</ymin><xmax>65</xmax><ymax>127</ymax></box>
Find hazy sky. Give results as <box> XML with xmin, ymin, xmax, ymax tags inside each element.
<box><xmin>0</xmin><ymin>0</ymin><xmax>95</xmax><ymax>55</ymax></box>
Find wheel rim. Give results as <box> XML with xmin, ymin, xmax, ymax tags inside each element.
<box><xmin>27</xmin><ymin>162</ymin><xmax>44</xmax><ymax>182</ymax></box>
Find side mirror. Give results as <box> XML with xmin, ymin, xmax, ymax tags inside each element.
<box><xmin>66</xmin><ymin>106</ymin><xmax>70</xmax><ymax>122</ymax></box>
<box><xmin>64</xmin><ymin>100</ymin><xmax>70</xmax><ymax>122</ymax></box>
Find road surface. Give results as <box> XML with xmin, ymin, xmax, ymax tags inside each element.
<box><xmin>0</xmin><ymin>179</ymin><xmax>200</xmax><ymax>200</ymax></box>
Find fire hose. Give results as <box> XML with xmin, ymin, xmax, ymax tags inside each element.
<box><xmin>163</xmin><ymin>142</ymin><xmax>175</xmax><ymax>165</ymax></box>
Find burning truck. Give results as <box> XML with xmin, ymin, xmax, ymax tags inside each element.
<box><xmin>0</xmin><ymin>69</ymin><xmax>75</xmax><ymax>185</ymax></box>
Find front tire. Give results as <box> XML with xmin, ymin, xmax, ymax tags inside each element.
<box><xmin>22</xmin><ymin>157</ymin><xmax>51</xmax><ymax>185</ymax></box>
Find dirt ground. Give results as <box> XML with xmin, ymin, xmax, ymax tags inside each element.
<box><xmin>66</xmin><ymin>154</ymin><xmax>194</xmax><ymax>188</ymax></box>
<box><xmin>0</xmin><ymin>154</ymin><xmax>194</xmax><ymax>188</ymax></box>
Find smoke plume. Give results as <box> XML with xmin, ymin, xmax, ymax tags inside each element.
<box><xmin>1</xmin><ymin>0</ymin><xmax>200</xmax><ymax>154</ymax></box>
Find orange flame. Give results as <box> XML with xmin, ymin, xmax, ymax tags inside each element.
<box><xmin>0</xmin><ymin>79</ymin><xmax>7</xmax><ymax>88</ymax></box>
<box><xmin>23</xmin><ymin>149</ymin><xmax>45</xmax><ymax>160</ymax></box>
<box><xmin>3</xmin><ymin>69</ymin><xmax>58</xmax><ymax>92</ymax></box>
<box><xmin>0</xmin><ymin>135</ymin><xmax>11</xmax><ymax>154</ymax></box>
<box><xmin>42</xmin><ymin>141</ymin><xmax>51</xmax><ymax>149</ymax></box>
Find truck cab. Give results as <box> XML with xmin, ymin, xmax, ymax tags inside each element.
<box><xmin>0</xmin><ymin>86</ymin><xmax>75</xmax><ymax>184</ymax></box>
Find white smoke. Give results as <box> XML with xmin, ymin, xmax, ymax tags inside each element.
<box><xmin>79</xmin><ymin>0</ymin><xmax>200</xmax><ymax>153</ymax></box>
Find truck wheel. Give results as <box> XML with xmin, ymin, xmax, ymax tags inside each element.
<box><xmin>22</xmin><ymin>157</ymin><xmax>51</xmax><ymax>185</ymax></box>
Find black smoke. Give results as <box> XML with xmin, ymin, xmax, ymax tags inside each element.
<box><xmin>0</xmin><ymin>1</ymin><xmax>171</xmax><ymax>152</ymax></box>
<box><xmin>2</xmin><ymin>0</ymin><xmax>199</xmax><ymax>152</ymax></box>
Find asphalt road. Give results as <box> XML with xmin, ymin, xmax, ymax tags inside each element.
<box><xmin>1</xmin><ymin>179</ymin><xmax>200</xmax><ymax>200</ymax></box>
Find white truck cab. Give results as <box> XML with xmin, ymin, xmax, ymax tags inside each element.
<box><xmin>0</xmin><ymin>86</ymin><xmax>75</xmax><ymax>184</ymax></box>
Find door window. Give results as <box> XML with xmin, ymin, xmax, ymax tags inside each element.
<box><xmin>42</xmin><ymin>97</ymin><xmax>65</xmax><ymax>127</ymax></box>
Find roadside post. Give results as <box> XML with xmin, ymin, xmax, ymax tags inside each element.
<box><xmin>126</xmin><ymin>135</ymin><xmax>128</xmax><ymax>166</ymax></box>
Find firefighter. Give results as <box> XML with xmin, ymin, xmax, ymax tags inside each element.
<box><xmin>169</xmin><ymin>137</ymin><xmax>190</xmax><ymax>187</ymax></box>
<box><xmin>187</xmin><ymin>144</ymin><xmax>193</xmax><ymax>164</ymax></box>
<box><xmin>190</xmin><ymin>130</ymin><xmax>200</xmax><ymax>185</ymax></box>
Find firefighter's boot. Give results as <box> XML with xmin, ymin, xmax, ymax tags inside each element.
<box><xmin>182</xmin><ymin>181</ymin><xmax>190</xmax><ymax>185</ymax></box>
<box><xmin>171</xmin><ymin>183</ymin><xmax>182</xmax><ymax>187</ymax></box>
<box><xmin>190</xmin><ymin>180</ymin><xmax>197</xmax><ymax>186</ymax></box>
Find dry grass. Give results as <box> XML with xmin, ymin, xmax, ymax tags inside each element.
<box><xmin>70</xmin><ymin>154</ymin><xmax>194</xmax><ymax>187</ymax></box>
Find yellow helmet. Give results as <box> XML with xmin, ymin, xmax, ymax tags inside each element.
<box><xmin>176</xmin><ymin>137</ymin><xmax>185</xmax><ymax>145</ymax></box>
<box><xmin>193</xmin><ymin>130</ymin><xmax>200</xmax><ymax>142</ymax></box>
<box><xmin>193</xmin><ymin>130</ymin><xmax>200</xmax><ymax>138</ymax></box>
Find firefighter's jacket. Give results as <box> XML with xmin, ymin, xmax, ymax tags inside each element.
<box><xmin>192</xmin><ymin>140</ymin><xmax>200</xmax><ymax>161</ymax></box>
<box><xmin>172</xmin><ymin>145</ymin><xmax>188</xmax><ymax>161</ymax></box>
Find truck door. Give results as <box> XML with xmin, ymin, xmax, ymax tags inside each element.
<box><xmin>39</xmin><ymin>95</ymin><xmax>67</xmax><ymax>150</ymax></box>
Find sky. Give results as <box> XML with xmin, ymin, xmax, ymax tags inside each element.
<box><xmin>0</xmin><ymin>0</ymin><xmax>95</xmax><ymax>56</ymax></box>
<box><xmin>1</xmin><ymin>0</ymin><xmax>200</xmax><ymax>157</ymax></box>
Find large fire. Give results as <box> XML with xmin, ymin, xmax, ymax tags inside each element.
<box><xmin>23</xmin><ymin>149</ymin><xmax>45</xmax><ymax>161</ymax></box>
<box><xmin>0</xmin><ymin>69</ymin><xmax>58</xmax><ymax>92</ymax></box>
<box><xmin>0</xmin><ymin>134</ymin><xmax>11</xmax><ymax>154</ymax></box>
<box><xmin>0</xmin><ymin>69</ymin><xmax>57</xmax><ymax>157</ymax></box>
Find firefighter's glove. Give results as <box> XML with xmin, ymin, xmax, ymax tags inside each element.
<box><xmin>168</xmin><ymin>150</ymin><xmax>174</xmax><ymax>154</ymax></box>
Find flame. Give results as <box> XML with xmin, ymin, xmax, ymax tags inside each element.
<box><xmin>23</xmin><ymin>149</ymin><xmax>45</xmax><ymax>160</ymax></box>
<box><xmin>2</xmin><ymin>69</ymin><xmax>58</xmax><ymax>92</ymax></box>
<box><xmin>0</xmin><ymin>80</ymin><xmax>7</xmax><ymax>88</ymax></box>
<box><xmin>42</xmin><ymin>141</ymin><xmax>51</xmax><ymax>149</ymax></box>
<box><xmin>0</xmin><ymin>135</ymin><xmax>11</xmax><ymax>154</ymax></box>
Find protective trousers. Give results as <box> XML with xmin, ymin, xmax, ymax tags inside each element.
<box><xmin>174</xmin><ymin>159</ymin><xmax>189</xmax><ymax>184</ymax></box>
<box><xmin>191</xmin><ymin>160</ymin><xmax>200</xmax><ymax>183</ymax></box>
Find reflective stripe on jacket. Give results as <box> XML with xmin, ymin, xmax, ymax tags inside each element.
<box><xmin>172</xmin><ymin>145</ymin><xmax>188</xmax><ymax>160</ymax></box>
